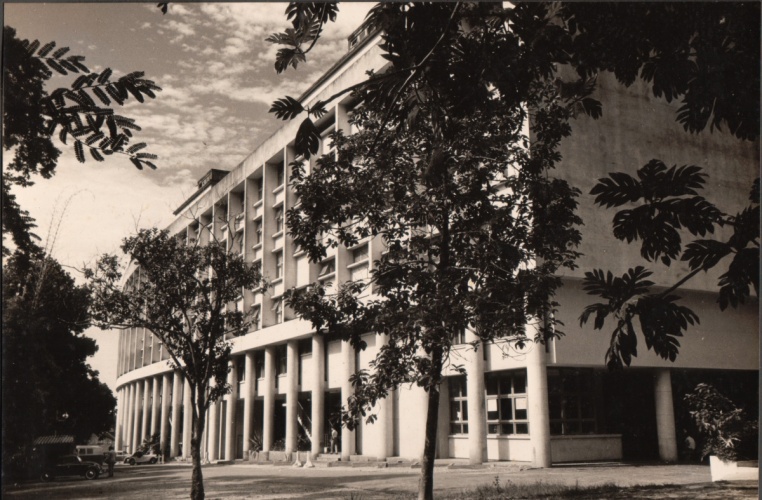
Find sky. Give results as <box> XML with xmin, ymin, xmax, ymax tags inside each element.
<box><xmin>4</xmin><ymin>2</ymin><xmax>374</xmax><ymax>392</ymax></box>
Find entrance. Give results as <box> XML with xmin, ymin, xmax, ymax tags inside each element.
<box><xmin>602</xmin><ymin>370</ymin><xmax>658</xmax><ymax>461</ymax></box>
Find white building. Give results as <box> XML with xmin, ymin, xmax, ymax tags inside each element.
<box><xmin>113</xmin><ymin>22</ymin><xmax>759</xmax><ymax>465</ymax></box>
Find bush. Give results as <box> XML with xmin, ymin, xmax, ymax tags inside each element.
<box><xmin>684</xmin><ymin>383</ymin><xmax>759</xmax><ymax>461</ymax></box>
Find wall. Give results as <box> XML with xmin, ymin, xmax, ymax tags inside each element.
<box><xmin>551</xmin><ymin>280</ymin><xmax>759</xmax><ymax>370</ymax></box>
<box><xmin>556</xmin><ymin>70</ymin><xmax>759</xmax><ymax>292</ymax></box>
<box><xmin>550</xmin><ymin>435</ymin><xmax>623</xmax><ymax>463</ymax></box>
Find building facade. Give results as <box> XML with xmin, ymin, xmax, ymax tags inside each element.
<box><xmin>113</xmin><ymin>25</ymin><xmax>759</xmax><ymax>465</ymax></box>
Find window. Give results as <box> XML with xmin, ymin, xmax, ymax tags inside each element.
<box><xmin>275</xmin><ymin>344</ymin><xmax>287</xmax><ymax>375</ymax></box>
<box><xmin>255</xmin><ymin>351</ymin><xmax>265</xmax><ymax>379</ymax></box>
<box><xmin>453</xmin><ymin>328</ymin><xmax>467</xmax><ymax>345</ymax></box>
<box><xmin>254</xmin><ymin>220</ymin><xmax>262</xmax><ymax>245</ymax></box>
<box><xmin>276</xmin><ymin>162</ymin><xmax>285</xmax><ymax>186</ymax></box>
<box><xmin>318</xmin><ymin>258</ymin><xmax>335</xmax><ymax>278</ymax></box>
<box><xmin>251</xmin><ymin>305</ymin><xmax>261</xmax><ymax>331</ymax></box>
<box><xmin>548</xmin><ymin>369</ymin><xmax>598</xmax><ymax>435</ymax></box>
<box><xmin>274</xmin><ymin>251</ymin><xmax>284</xmax><ymax>279</ymax></box>
<box><xmin>449</xmin><ymin>376</ymin><xmax>468</xmax><ymax>435</ymax></box>
<box><xmin>256</xmin><ymin>178</ymin><xmax>263</xmax><ymax>202</ymax></box>
<box><xmin>351</xmin><ymin>244</ymin><xmax>369</xmax><ymax>263</ymax></box>
<box><xmin>485</xmin><ymin>370</ymin><xmax>529</xmax><ymax>435</ymax></box>
<box><xmin>272</xmin><ymin>298</ymin><xmax>283</xmax><ymax>324</ymax></box>
<box><xmin>236</xmin><ymin>356</ymin><xmax>245</xmax><ymax>384</ymax></box>
<box><xmin>274</xmin><ymin>206</ymin><xmax>284</xmax><ymax>233</ymax></box>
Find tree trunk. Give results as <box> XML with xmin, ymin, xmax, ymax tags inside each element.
<box><xmin>190</xmin><ymin>392</ymin><xmax>206</xmax><ymax>500</ymax></box>
<box><xmin>418</xmin><ymin>348</ymin><xmax>444</xmax><ymax>500</ymax></box>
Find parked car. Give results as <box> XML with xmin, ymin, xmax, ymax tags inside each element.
<box><xmin>75</xmin><ymin>445</ymin><xmax>106</xmax><ymax>465</ymax></box>
<box><xmin>124</xmin><ymin>451</ymin><xmax>158</xmax><ymax>465</ymax></box>
<box><xmin>41</xmin><ymin>454</ymin><xmax>101</xmax><ymax>481</ymax></box>
<box><xmin>115</xmin><ymin>450</ymin><xmax>129</xmax><ymax>463</ymax></box>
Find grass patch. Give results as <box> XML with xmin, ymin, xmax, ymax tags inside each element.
<box><xmin>437</xmin><ymin>476</ymin><xmax>627</xmax><ymax>499</ymax></box>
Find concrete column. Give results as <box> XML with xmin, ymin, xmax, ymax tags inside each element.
<box><xmin>208</xmin><ymin>398</ymin><xmax>220</xmax><ymax>462</ymax></box>
<box><xmin>242</xmin><ymin>352</ymin><xmax>256</xmax><ymax>458</ymax></box>
<box><xmin>132</xmin><ymin>382</ymin><xmax>143</xmax><ymax>452</ymax></box>
<box><xmin>224</xmin><ymin>360</ymin><xmax>238</xmax><ymax>460</ymax></box>
<box><xmin>182</xmin><ymin>378</ymin><xmax>192</xmax><ymax>458</ymax></box>
<box><xmin>124</xmin><ymin>384</ymin><xmax>134</xmax><ymax>453</ymax></box>
<box><xmin>114</xmin><ymin>388</ymin><xmax>123</xmax><ymax>451</ymax></box>
<box><xmin>170</xmin><ymin>372</ymin><xmax>182</xmax><ymax>457</ymax></box>
<box><xmin>654</xmin><ymin>368</ymin><xmax>678</xmax><ymax>462</ymax></box>
<box><xmin>340</xmin><ymin>340</ymin><xmax>356</xmax><ymax>460</ymax></box>
<box><xmin>374</xmin><ymin>334</ymin><xmax>393</xmax><ymax>460</ymax></box>
<box><xmin>285</xmin><ymin>340</ymin><xmax>299</xmax><ymax>453</ymax></box>
<box><xmin>150</xmin><ymin>376</ymin><xmax>161</xmax><ymax>437</ymax></box>
<box><xmin>311</xmin><ymin>335</ymin><xmax>326</xmax><ymax>458</ymax></box>
<box><xmin>141</xmin><ymin>378</ymin><xmax>151</xmax><ymax>443</ymax></box>
<box><xmin>465</xmin><ymin>329</ymin><xmax>487</xmax><ymax>464</ymax></box>
<box><xmin>262</xmin><ymin>346</ymin><xmax>276</xmax><ymax>451</ymax></box>
<box><xmin>526</xmin><ymin>322</ymin><xmax>551</xmax><ymax>468</ymax></box>
<box><xmin>160</xmin><ymin>373</ymin><xmax>171</xmax><ymax>457</ymax></box>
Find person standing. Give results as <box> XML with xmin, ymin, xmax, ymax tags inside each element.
<box><xmin>105</xmin><ymin>446</ymin><xmax>117</xmax><ymax>477</ymax></box>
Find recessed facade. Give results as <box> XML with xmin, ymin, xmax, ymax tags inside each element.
<box><xmin>113</xmin><ymin>25</ymin><xmax>759</xmax><ymax>465</ymax></box>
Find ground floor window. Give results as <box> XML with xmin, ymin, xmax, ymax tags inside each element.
<box><xmin>485</xmin><ymin>370</ymin><xmax>529</xmax><ymax>435</ymax></box>
<box><xmin>448</xmin><ymin>376</ymin><xmax>468</xmax><ymax>435</ymax></box>
<box><xmin>548</xmin><ymin>368</ymin><xmax>598</xmax><ymax>435</ymax></box>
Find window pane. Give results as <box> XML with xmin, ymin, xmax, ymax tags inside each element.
<box><xmin>450</xmin><ymin>423</ymin><xmax>461</xmax><ymax>435</ymax></box>
<box><xmin>450</xmin><ymin>402</ymin><xmax>461</xmax><ymax>422</ymax></box>
<box><xmin>462</xmin><ymin>424</ymin><xmax>468</xmax><ymax>434</ymax></box>
<box><xmin>488</xmin><ymin>424</ymin><xmax>498</xmax><ymax>434</ymax></box>
<box><xmin>513</xmin><ymin>373</ymin><xmax>526</xmax><ymax>393</ymax></box>
<box><xmin>581</xmin><ymin>421</ymin><xmax>597</xmax><ymax>434</ymax></box>
<box><xmin>461</xmin><ymin>402</ymin><xmax>468</xmax><ymax>421</ymax></box>
<box><xmin>501</xmin><ymin>423</ymin><xmax>514</xmax><ymax>435</ymax></box>
<box><xmin>500</xmin><ymin>398</ymin><xmax>513</xmax><ymax>420</ymax></box>
<box><xmin>514</xmin><ymin>397</ymin><xmax>527</xmax><ymax>420</ymax></box>
<box><xmin>485</xmin><ymin>375</ymin><xmax>498</xmax><ymax>396</ymax></box>
<box><xmin>515</xmin><ymin>423</ymin><xmax>529</xmax><ymax>434</ymax></box>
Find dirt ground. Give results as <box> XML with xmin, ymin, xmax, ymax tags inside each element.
<box><xmin>2</xmin><ymin>462</ymin><xmax>758</xmax><ymax>499</ymax></box>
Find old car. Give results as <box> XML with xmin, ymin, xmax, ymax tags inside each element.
<box><xmin>124</xmin><ymin>451</ymin><xmax>158</xmax><ymax>465</ymax></box>
<box><xmin>41</xmin><ymin>454</ymin><xmax>101</xmax><ymax>481</ymax></box>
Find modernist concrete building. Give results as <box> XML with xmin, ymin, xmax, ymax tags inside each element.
<box><xmin>113</xmin><ymin>23</ymin><xmax>759</xmax><ymax>466</ymax></box>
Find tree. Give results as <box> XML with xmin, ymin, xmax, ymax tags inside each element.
<box><xmin>266</xmin><ymin>3</ymin><xmax>758</xmax><ymax>498</ymax></box>
<box><xmin>2</xmin><ymin>251</ymin><xmax>116</xmax><ymax>479</ymax></box>
<box><xmin>2</xmin><ymin>25</ymin><xmax>161</xmax><ymax>256</ymax></box>
<box><xmin>87</xmin><ymin>228</ymin><xmax>264</xmax><ymax>500</ymax></box>
<box><xmin>271</xmin><ymin>4</ymin><xmax>587</xmax><ymax>499</ymax></box>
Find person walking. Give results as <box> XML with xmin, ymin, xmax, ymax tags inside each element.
<box><xmin>105</xmin><ymin>446</ymin><xmax>117</xmax><ymax>477</ymax></box>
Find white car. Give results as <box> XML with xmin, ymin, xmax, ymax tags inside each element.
<box><xmin>124</xmin><ymin>451</ymin><xmax>158</xmax><ymax>465</ymax></box>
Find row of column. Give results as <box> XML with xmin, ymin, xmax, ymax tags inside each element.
<box><xmin>115</xmin><ymin>370</ymin><xmax>190</xmax><ymax>457</ymax></box>
<box><xmin>115</xmin><ymin>333</ymin><xmax>678</xmax><ymax>465</ymax></box>
<box><xmin>114</xmin><ymin>334</ymin><xmax>366</xmax><ymax>460</ymax></box>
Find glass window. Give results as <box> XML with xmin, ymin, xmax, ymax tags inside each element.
<box><xmin>352</xmin><ymin>244</ymin><xmax>369</xmax><ymax>263</ymax></box>
<box><xmin>255</xmin><ymin>351</ymin><xmax>265</xmax><ymax>379</ymax></box>
<box><xmin>274</xmin><ymin>206</ymin><xmax>284</xmax><ymax>233</ymax></box>
<box><xmin>255</xmin><ymin>178</ymin><xmax>263</xmax><ymax>202</ymax></box>
<box><xmin>452</xmin><ymin>328</ymin><xmax>466</xmax><ymax>345</ymax></box>
<box><xmin>548</xmin><ymin>368</ymin><xmax>599</xmax><ymax>435</ymax></box>
<box><xmin>319</xmin><ymin>258</ymin><xmax>335</xmax><ymax>277</ymax></box>
<box><xmin>275</xmin><ymin>251</ymin><xmax>284</xmax><ymax>279</ymax></box>
<box><xmin>275</xmin><ymin>345</ymin><xmax>287</xmax><ymax>375</ymax></box>
<box><xmin>254</xmin><ymin>220</ymin><xmax>262</xmax><ymax>245</ymax></box>
<box><xmin>272</xmin><ymin>299</ymin><xmax>283</xmax><ymax>324</ymax></box>
<box><xmin>448</xmin><ymin>376</ymin><xmax>468</xmax><ymax>435</ymax></box>
<box><xmin>236</xmin><ymin>357</ymin><xmax>245</xmax><ymax>383</ymax></box>
<box><xmin>485</xmin><ymin>370</ymin><xmax>529</xmax><ymax>435</ymax></box>
<box><xmin>276</xmin><ymin>162</ymin><xmax>285</xmax><ymax>186</ymax></box>
<box><xmin>251</xmin><ymin>305</ymin><xmax>261</xmax><ymax>331</ymax></box>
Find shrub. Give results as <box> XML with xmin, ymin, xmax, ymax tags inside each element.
<box><xmin>684</xmin><ymin>383</ymin><xmax>759</xmax><ymax>461</ymax></box>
